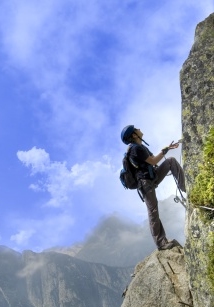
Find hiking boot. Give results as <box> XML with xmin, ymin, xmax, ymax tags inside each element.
<box><xmin>158</xmin><ymin>241</ymin><xmax>176</xmax><ymax>251</ymax></box>
<box><xmin>171</xmin><ymin>239</ymin><xmax>183</xmax><ymax>248</ymax></box>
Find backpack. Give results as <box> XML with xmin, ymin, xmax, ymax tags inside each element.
<box><xmin>120</xmin><ymin>145</ymin><xmax>138</xmax><ymax>189</ymax></box>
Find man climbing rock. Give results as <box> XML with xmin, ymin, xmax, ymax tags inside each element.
<box><xmin>121</xmin><ymin>125</ymin><xmax>186</xmax><ymax>250</ymax></box>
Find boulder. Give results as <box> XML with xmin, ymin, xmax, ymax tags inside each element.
<box><xmin>121</xmin><ymin>247</ymin><xmax>192</xmax><ymax>307</ymax></box>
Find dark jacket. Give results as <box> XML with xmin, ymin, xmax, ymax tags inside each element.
<box><xmin>129</xmin><ymin>143</ymin><xmax>156</xmax><ymax>180</ymax></box>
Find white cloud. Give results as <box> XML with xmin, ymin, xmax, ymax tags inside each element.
<box><xmin>16</xmin><ymin>146</ymin><xmax>148</xmax><ymax>226</ymax></box>
<box><xmin>29</xmin><ymin>183</ymin><xmax>45</xmax><ymax>192</ymax></box>
<box><xmin>16</xmin><ymin>143</ymin><xmax>183</xmax><ymax>220</ymax></box>
<box><xmin>0</xmin><ymin>0</ymin><xmax>100</xmax><ymax>70</ymax></box>
<box><xmin>120</xmin><ymin>68</ymin><xmax>182</xmax><ymax>147</ymax></box>
<box><xmin>0</xmin><ymin>0</ymin><xmax>62</xmax><ymax>65</ymax></box>
<box><xmin>17</xmin><ymin>147</ymin><xmax>50</xmax><ymax>174</ymax></box>
<box><xmin>17</xmin><ymin>147</ymin><xmax>116</xmax><ymax>207</ymax></box>
<box><xmin>10</xmin><ymin>229</ymin><xmax>35</xmax><ymax>245</ymax></box>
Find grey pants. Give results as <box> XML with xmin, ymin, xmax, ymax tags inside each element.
<box><xmin>138</xmin><ymin>157</ymin><xmax>186</xmax><ymax>248</ymax></box>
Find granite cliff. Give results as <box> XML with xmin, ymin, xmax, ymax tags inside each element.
<box><xmin>121</xmin><ymin>13</ymin><xmax>214</xmax><ymax>307</ymax></box>
<box><xmin>181</xmin><ymin>12</ymin><xmax>214</xmax><ymax>307</ymax></box>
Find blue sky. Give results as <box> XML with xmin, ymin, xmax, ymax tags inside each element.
<box><xmin>0</xmin><ymin>0</ymin><xmax>213</xmax><ymax>252</ymax></box>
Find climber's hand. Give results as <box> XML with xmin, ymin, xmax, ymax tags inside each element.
<box><xmin>168</xmin><ymin>141</ymin><xmax>179</xmax><ymax>149</ymax></box>
<box><xmin>162</xmin><ymin>141</ymin><xmax>179</xmax><ymax>155</ymax></box>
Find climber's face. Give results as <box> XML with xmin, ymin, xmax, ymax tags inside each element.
<box><xmin>133</xmin><ymin>128</ymin><xmax>143</xmax><ymax>139</ymax></box>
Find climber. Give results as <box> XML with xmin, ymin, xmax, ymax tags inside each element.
<box><xmin>121</xmin><ymin>125</ymin><xmax>186</xmax><ymax>250</ymax></box>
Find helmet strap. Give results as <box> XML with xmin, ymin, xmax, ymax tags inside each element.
<box><xmin>141</xmin><ymin>138</ymin><xmax>149</xmax><ymax>146</ymax></box>
<box><xmin>133</xmin><ymin>133</ymin><xmax>149</xmax><ymax>146</ymax></box>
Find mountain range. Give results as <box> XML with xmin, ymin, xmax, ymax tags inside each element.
<box><xmin>0</xmin><ymin>195</ymin><xmax>185</xmax><ymax>306</ymax></box>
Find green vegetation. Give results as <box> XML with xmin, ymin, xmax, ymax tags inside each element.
<box><xmin>189</xmin><ymin>127</ymin><xmax>214</xmax><ymax>209</ymax></box>
<box><xmin>189</xmin><ymin>127</ymin><xmax>214</xmax><ymax>292</ymax></box>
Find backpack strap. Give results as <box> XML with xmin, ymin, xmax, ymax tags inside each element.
<box><xmin>127</xmin><ymin>143</ymin><xmax>136</xmax><ymax>153</ymax></box>
<box><xmin>127</xmin><ymin>144</ymin><xmax>139</xmax><ymax>168</ymax></box>
<box><xmin>137</xmin><ymin>189</ymin><xmax>145</xmax><ymax>202</ymax></box>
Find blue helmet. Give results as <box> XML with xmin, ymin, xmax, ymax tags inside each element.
<box><xmin>121</xmin><ymin>125</ymin><xmax>135</xmax><ymax>144</ymax></box>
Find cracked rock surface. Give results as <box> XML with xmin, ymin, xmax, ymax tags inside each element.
<box><xmin>121</xmin><ymin>247</ymin><xmax>192</xmax><ymax>307</ymax></box>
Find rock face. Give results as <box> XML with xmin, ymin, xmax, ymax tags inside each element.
<box><xmin>184</xmin><ymin>210</ymin><xmax>214</xmax><ymax>307</ymax></box>
<box><xmin>0</xmin><ymin>246</ymin><xmax>132</xmax><ymax>307</ymax></box>
<box><xmin>121</xmin><ymin>247</ymin><xmax>192</xmax><ymax>307</ymax></box>
<box><xmin>181</xmin><ymin>13</ymin><xmax>214</xmax><ymax>187</ymax></box>
<box><xmin>180</xmin><ymin>13</ymin><xmax>214</xmax><ymax>307</ymax></box>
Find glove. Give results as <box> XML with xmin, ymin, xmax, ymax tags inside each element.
<box><xmin>162</xmin><ymin>147</ymin><xmax>169</xmax><ymax>155</ymax></box>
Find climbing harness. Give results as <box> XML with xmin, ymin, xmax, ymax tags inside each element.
<box><xmin>137</xmin><ymin>188</ymin><xmax>145</xmax><ymax>202</ymax></box>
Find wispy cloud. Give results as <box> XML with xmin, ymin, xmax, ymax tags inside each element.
<box><xmin>10</xmin><ymin>213</ymin><xmax>75</xmax><ymax>251</ymax></box>
<box><xmin>2</xmin><ymin>0</ymin><xmax>210</xmax><ymax>156</ymax></box>
<box><xmin>17</xmin><ymin>147</ymin><xmax>116</xmax><ymax>207</ymax></box>
<box><xmin>16</xmin><ymin>145</ymin><xmax>180</xmax><ymax>220</ymax></box>
<box><xmin>17</xmin><ymin>147</ymin><xmax>50</xmax><ymax>173</ymax></box>
<box><xmin>10</xmin><ymin>229</ymin><xmax>35</xmax><ymax>245</ymax></box>
<box><xmin>1</xmin><ymin>0</ymin><xmax>213</xmax><ymax>161</ymax></box>
<box><xmin>17</xmin><ymin>256</ymin><xmax>46</xmax><ymax>278</ymax></box>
